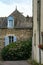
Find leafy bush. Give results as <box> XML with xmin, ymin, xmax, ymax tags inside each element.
<box><xmin>1</xmin><ymin>38</ymin><xmax>32</xmax><ymax>60</ymax></box>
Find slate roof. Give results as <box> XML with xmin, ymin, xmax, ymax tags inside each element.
<box><xmin>0</xmin><ymin>17</ymin><xmax>7</xmax><ymax>28</ymax></box>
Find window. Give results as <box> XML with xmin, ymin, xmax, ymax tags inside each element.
<box><xmin>9</xmin><ymin>36</ymin><xmax>14</xmax><ymax>43</ymax></box>
<box><xmin>7</xmin><ymin>16</ymin><xmax>14</xmax><ymax>28</ymax></box>
<box><xmin>9</xmin><ymin>20</ymin><xmax>13</xmax><ymax>26</ymax></box>
<box><xmin>9</xmin><ymin>36</ymin><xmax>17</xmax><ymax>43</ymax></box>
<box><xmin>5</xmin><ymin>36</ymin><xmax>17</xmax><ymax>46</ymax></box>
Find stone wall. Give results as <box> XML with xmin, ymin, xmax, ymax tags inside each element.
<box><xmin>0</xmin><ymin>28</ymin><xmax>32</xmax><ymax>49</ymax></box>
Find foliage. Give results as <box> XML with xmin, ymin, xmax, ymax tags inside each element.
<box><xmin>1</xmin><ymin>38</ymin><xmax>32</xmax><ymax>60</ymax></box>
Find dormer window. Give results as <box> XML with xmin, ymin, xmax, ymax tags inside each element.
<box><xmin>7</xmin><ymin>16</ymin><xmax>14</xmax><ymax>28</ymax></box>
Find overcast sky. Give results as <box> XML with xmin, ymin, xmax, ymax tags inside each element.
<box><xmin>0</xmin><ymin>0</ymin><xmax>32</xmax><ymax>17</ymax></box>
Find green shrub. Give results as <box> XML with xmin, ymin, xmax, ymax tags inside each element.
<box><xmin>1</xmin><ymin>39</ymin><xmax>32</xmax><ymax>60</ymax></box>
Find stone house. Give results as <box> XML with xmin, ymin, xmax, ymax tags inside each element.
<box><xmin>0</xmin><ymin>8</ymin><xmax>32</xmax><ymax>49</ymax></box>
<box><xmin>32</xmin><ymin>0</ymin><xmax>43</xmax><ymax>64</ymax></box>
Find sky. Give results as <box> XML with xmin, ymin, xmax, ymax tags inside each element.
<box><xmin>0</xmin><ymin>0</ymin><xmax>32</xmax><ymax>17</ymax></box>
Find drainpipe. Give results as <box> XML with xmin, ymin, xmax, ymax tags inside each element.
<box><xmin>39</xmin><ymin>9</ymin><xmax>41</xmax><ymax>64</ymax></box>
<box><xmin>38</xmin><ymin>0</ymin><xmax>41</xmax><ymax>64</ymax></box>
<box><xmin>37</xmin><ymin>0</ymin><xmax>41</xmax><ymax>64</ymax></box>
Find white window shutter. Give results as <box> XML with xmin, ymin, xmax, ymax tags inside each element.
<box><xmin>5</xmin><ymin>36</ymin><xmax>9</xmax><ymax>46</ymax></box>
<box><xmin>13</xmin><ymin>36</ymin><xmax>17</xmax><ymax>42</ymax></box>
